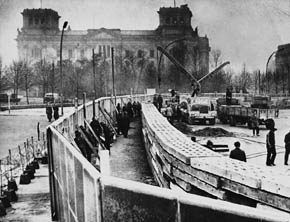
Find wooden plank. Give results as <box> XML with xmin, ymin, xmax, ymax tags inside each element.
<box><xmin>172</xmin><ymin>167</ymin><xmax>226</xmax><ymax>200</ymax></box>
<box><xmin>221</xmin><ymin>178</ymin><xmax>290</xmax><ymax>213</ymax></box>
<box><xmin>174</xmin><ymin>177</ymin><xmax>191</xmax><ymax>192</ymax></box>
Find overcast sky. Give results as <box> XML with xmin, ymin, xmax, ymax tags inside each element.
<box><xmin>1</xmin><ymin>0</ymin><xmax>290</xmax><ymax>72</ymax></box>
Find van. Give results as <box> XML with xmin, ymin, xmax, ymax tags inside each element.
<box><xmin>44</xmin><ymin>93</ymin><xmax>60</xmax><ymax>103</ymax></box>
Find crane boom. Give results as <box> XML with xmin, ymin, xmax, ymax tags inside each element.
<box><xmin>157</xmin><ymin>46</ymin><xmax>230</xmax><ymax>86</ymax></box>
<box><xmin>197</xmin><ymin>61</ymin><xmax>230</xmax><ymax>83</ymax></box>
<box><xmin>157</xmin><ymin>46</ymin><xmax>199</xmax><ymax>83</ymax></box>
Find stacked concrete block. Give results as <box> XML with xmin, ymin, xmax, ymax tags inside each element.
<box><xmin>141</xmin><ymin>103</ymin><xmax>290</xmax><ymax>213</ymax></box>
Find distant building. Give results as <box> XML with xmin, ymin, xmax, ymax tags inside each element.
<box><xmin>274</xmin><ymin>43</ymin><xmax>290</xmax><ymax>94</ymax></box>
<box><xmin>16</xmin><ymin>4</ymin><xmax>210</xmax><ymax>93</ymax></box>
<box><xmin>276</xmin><ymin>43</ymin><xmax>290</xmax><ymax>73</ymax></box>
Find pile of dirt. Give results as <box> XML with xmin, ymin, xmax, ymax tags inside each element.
<box><xmin>173</xmin><ymin>122</ymin><xmax>194</xmax><ymax>135</ymax></box>
<box><xmin>191</xmin><ymin>127</ymin><xmax>234</xmax><ymax>137</ymax></box>
<box><xmin>173</xmin><ymin>122</ymin><xmax>234</xmax><ymax>137</ymax></box>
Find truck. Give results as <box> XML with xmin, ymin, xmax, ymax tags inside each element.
<box><xmin>180</xmin><ymin>96</ymin><xmax>216</xmax><ymax>125</ymax></box>
<box><xmin>251</xmin><ymin>95</ymin><xmax>272</xmax><ymax>109</ymax></box>
<box><xmin>217</xmin><ymin>104</ymin><xmax>278</xmax><ymax>127</ymax></box>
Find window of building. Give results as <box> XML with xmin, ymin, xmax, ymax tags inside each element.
<box><xmin>41</xmin><ymin>17</ymin><xmax>45</xmax><ymax>24</ymax></box>
<box><xmin>125</xmin><ymin>50</ymin><xmax>130</xmax><ymax>58</ymax></box>
<box><xmin>103</xmin><ymin>45</ymin><xmax>106</xmax><ymax>58</ymax></box>
<box><xmin>165</xmin><ymin>17</ymin><xmax>170</xmax><ymax>24</ymax></box>
<box><xmin>35</xmin><ymin>18</ymin><xmax>39</xmax><ymax>25</ymax></box>
<box><xmin>138</xmin><ymin>50</ymin><xmax>144</xmax><ymax>58</ymax></box>
<box><xmin>180</xmin><ymin>17</ymin><xmax>185</xmax><ymax>24</ymax></box>
<box><xmin>29</xmin><ymin>17</ymin><xmax>33</xmax><ymax>25</ymax></box>
<box><xmin>150</xmin><ymin>50</ymin><xmax>154</xmax><ymax>58</ymax></box>
<box><xmin>172</xmin><ymin>17</ymin><xmax>178</xmax><ymax>24</ymax></box>
<box><xmin>107</xmin><ymin>45</ymin><xmax>110</xmax><ymax>57</ymax></box>
<box><xmin>68</xmin><ymin>49</ymin><xmax>73</xmax><ymax>58</ymax></box>
<box><xmin>80</xmin><ymin>49</ymin><xmax>84</xmax><ymax>58</ymax></box>
<box><xmin>98</xmin><ymin>45</ymin><xmax>102</xmax><ymax>54</ymax></box>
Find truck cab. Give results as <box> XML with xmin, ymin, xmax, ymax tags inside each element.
<box><xmin>180</xmin><ymin>96</ymin><xmax>216</xmax><ymax>125</ymax></box>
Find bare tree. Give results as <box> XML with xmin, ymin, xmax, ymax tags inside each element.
<box><xmin>19</xmin><ymin>61</ymin><xmax>34</xmax><ymax>104</ymax></box>
<box><xmin>234</xmin><ymin>63</ymin><xmax>252</xmax><ymax>93</ymax></box>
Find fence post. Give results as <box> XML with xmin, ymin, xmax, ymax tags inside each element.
<box><xmin>99</xmin><ymin>150</ymin><xmax>110</xmax><ymax>176</ymax></box>
<box><xmin>83</xmin><ymin>92</ymin><xmax>86</xmax><ymax>122</ymax></box>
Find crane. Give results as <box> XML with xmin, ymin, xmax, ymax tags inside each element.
<box><xmin>157</xmin><ymin>46</ymin><xmax>230</xmax><ymax>96</ymax></box>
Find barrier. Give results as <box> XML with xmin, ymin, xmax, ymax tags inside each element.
<box><xmin>141</xmin><ymin>103</ymin><xmax>290</xmax><ymax>213</ymax></box>
<box><xmin>47</xmin><ymin>95</ymin><xmax>290</xmax><ymax>221</ymax></box>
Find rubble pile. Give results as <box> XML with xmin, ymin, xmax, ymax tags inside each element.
<box><xmin>192</xmin><ymin>127</ymin><xmax>234</xmax><ymax>137</ymax></box>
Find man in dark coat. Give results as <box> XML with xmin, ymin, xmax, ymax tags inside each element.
<box><xmin>226</xmin><ymin>87</ymin><xmax>232</xmax><ymax>105</ymax></box>
<box><xmin>229</xmin><ymin>141</ymin><xmax>246</xmax><ymax>162</ymax></box>
<box><xmin>100</xmin><ymin>122</ymin><xmax>112</xmax><ymax>152</ymax></box>
<box><xmin>266</xmin><ymin>127</ymin><xmax>277</xmax><ymax>166</ymax></box>
<box><xmin>53</xmin><ymin>104</ymin><xmax>59</xmax><ymax>120</ymax></box>
<box><xmin>284</xmin><ymin>131</ymin><xmax>290</xmax><ymax>165</ymax></box>
<box><xmin>90</xmin><ymin>117</ymin><xmax>102</xmax><ymax>138</ymax></box>
<box><xmin>157</xmin><ymin>94</ymin><xmax>163</xmax><ymax>112</ymax></box>
<box><xmin>116</xmin><ymin>103</ymin><xmax>121</xmax><ymax>114</ymax></box>
<box><xmin>121</xmin><ymin>111</ymin><xmax>130</xmax><ymax>138</ymax></box>
<box><xmin>74</xmin><ymin>131</ymin><xmax>88</xmax><ymax>159</ymax></box>
<box><xmin>46</xmin><ymin>103</ymin><xmax>53</xmax><ymax>122</ymax></box>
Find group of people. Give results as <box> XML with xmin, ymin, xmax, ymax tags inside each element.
<box><xmin>73</xmin><ymin>100</ymin><xmax>143</xmax><ymax>161</ymax></box>
<box><xmin>153</xmin><ymin>93</ymin><xmax>183</xmax><ymax>124</ymax></box>
<box><xmin>74</xmin><ymin>117</ymin><xmax>115</xmax><ymax>161</ymax></box>
<box><xmin>116</xmin><ymin>101</ymin><xmax>141</xmax><ymax>138</ymax></box>
<box><xmin>228</xmin><ymin>118</ymin><xmax>290</xmax><ymax>166</ymax></box>
<box><xmin>45</xmin><ymin>103</ymin><xmax>59</xmax><ymax>122</ymax></box>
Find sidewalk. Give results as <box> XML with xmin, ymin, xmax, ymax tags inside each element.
<box><xmin>3</xmin><ymin>163</ymin><xmax>51</xmax><ymax>222</ymax></box>
<box><xmin>110</xmin><ymin>118</ymin><xmax>156</xmax><ymax>185</ymax></box>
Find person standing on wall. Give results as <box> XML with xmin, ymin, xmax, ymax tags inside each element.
<box><xmin>284</xmin><ymin>131</ymin><xmax>290</xmax><ymax>165</ymax></box>
<box><xmin>157</xmin><ymin>94</ymin><xmax>163</xmax><ymax>112</ymax></box>
<box><xmin>266</xmin><ymin>125</ymin><xmax>277</xmax><ymax>166</ymax></box>
<box><xmin>229</xmin><ymin>141</ymin><xmax>246</xmax><ymax>162</ymax></box>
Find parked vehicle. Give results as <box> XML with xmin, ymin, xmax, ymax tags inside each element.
<box><xmin>217</xmin><ymin>104</ymin><xmax>278</xmax><ymax>127</ymax></box>
<box><xmin>0</xmin><ymin>93</ymin><xmax>21</xmax><ymax>103</ymax></box>
<box><xmin>251</xmin><ymin>95</ymin><xmax>272</xmax><ymax>109</ymax></box>
<box><xmin>44</xmin><ymin>93</ymin><xmax>60</xmax><ymax>103</ymax></box>
<box><xmin>180</xmin><ymin>96</ymin><xmax>216</xmax><ymax>125</ymax></box>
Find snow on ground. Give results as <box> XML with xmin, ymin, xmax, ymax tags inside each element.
<box><xmin>184</xmin><ymin>110</ymin><xmax>290</xmax><ymax>170</ymax></box>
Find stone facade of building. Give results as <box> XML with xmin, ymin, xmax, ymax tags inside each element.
<box><xmin>16</xmin><ymin>4</ymin><xmax>210</xmax><ymax>93</ymax></box>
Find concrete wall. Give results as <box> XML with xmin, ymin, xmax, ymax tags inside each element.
<box><xmin>141</xmin><ymin>103</ymin><xmax>290</xmax><ymax>214</ymax></box>
<box><xmin>47</xmin><ymin>95</ymin><xmax>290</xmax><ymax>222</ymax></box>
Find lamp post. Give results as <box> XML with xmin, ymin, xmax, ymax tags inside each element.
<box><xmin>265</xmin><ymin>47</ymin><xmax>285</xmax><ymax>94</ymax></box>
<box><xmin>60</xmin><ymin>21</ymin><xmax>68</xmax><ymax>116</ymax></box>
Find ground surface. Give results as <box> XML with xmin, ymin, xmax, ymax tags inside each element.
<box><xmin>110</xmin><ymin>118</ymin><xmax>157</xmax><ymax>185</ymax></box>
<box><xmin>0</xmin><ymin>107</ymin><xmax>73</xmax><ymax>221</ymax></box>
<box><xmin>0</xmin><ymin>107</ymin><xmax>73</xmax><ymax>157</ymax></box>
<box><xmin>3</xmin><ymin>164</ymin><xmax>51</xmax><ymax>222</ymax></box>
<box><xmin>174</xmin><ymin>109</ymin><xmax>290</xmax><ymax>169</ymax></box>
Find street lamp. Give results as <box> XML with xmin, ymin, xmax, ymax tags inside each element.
<box><xmin>265</xmin><ymin>47</ymin><xmax>285</xmax><ymax>94</ymax></box>
<box><xmin>60</xmin><ymin>21</ymin><xmax>68</xmax><ymax>116</ymax></box>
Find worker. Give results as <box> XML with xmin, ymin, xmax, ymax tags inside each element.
<box><xmin>229</xmin><ymin>141</ymin><xmax>246</xmax><ymax>162</ymax></box>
